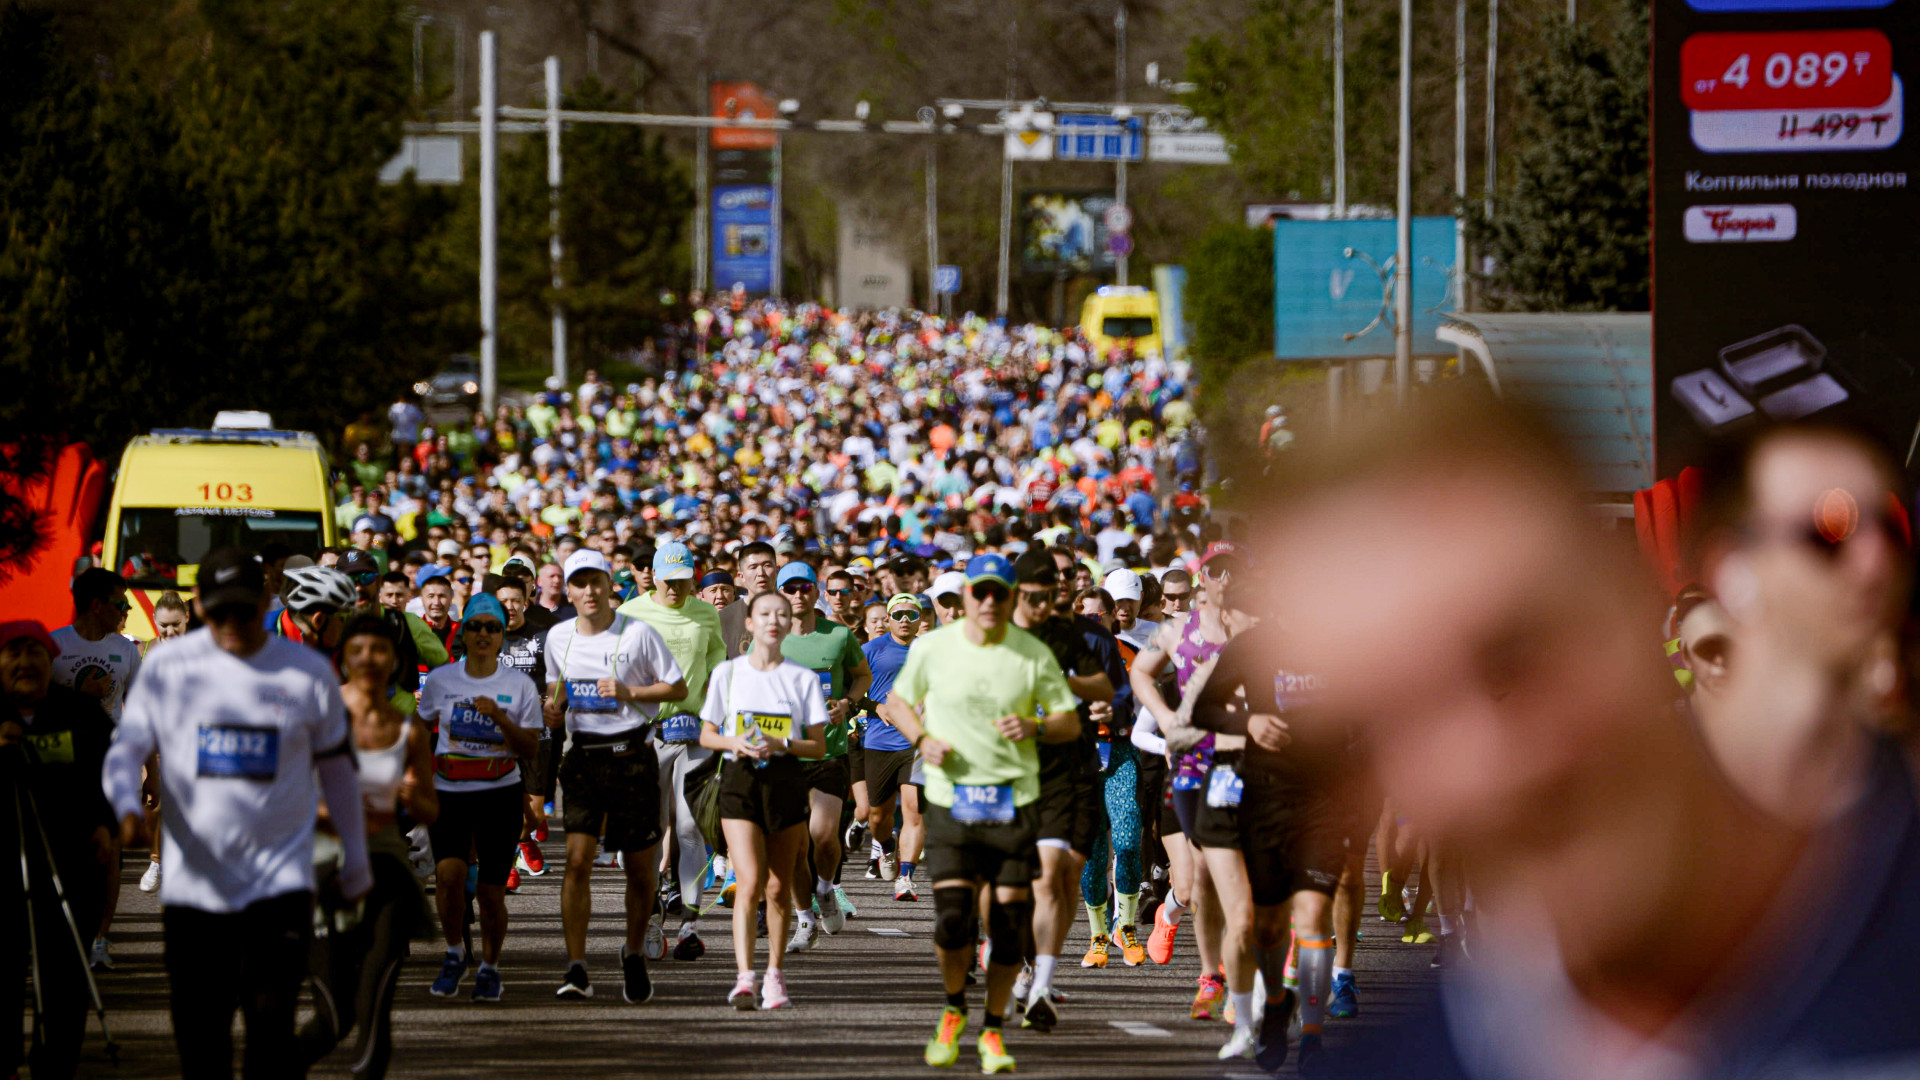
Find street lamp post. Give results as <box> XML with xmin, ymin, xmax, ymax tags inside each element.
<box><xmin>478</xmin><ymin>30</ymin><xmax>498</xmax><ymax>417</ymax></box>
<box><xmin>546</xmin><ymin>56</ymin><xmax>567</xmax><ymax>389</ymax></box>
<box><xmin>1394</xmin><ymin>0</ymin><xmax>1413</xmax><ymax>405</ymax></box>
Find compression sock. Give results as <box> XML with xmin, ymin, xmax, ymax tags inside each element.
<box><xmin>1229</xmin><ymin>990</ymin><xmax>1256</xmax><ymax>1034</ymax></box>
<box><xmin>816</xmin><ymin>875</ymin><xmax>835</xmax><ymax>897</ymax></box>
<box><xmin>1164</xmin><ymin>892</ymin><xmax>1187</xmax><ymax>926</ymax></box>
<box><xmin>1297</xmin><ymin>936</ymin><xmax>1333</xmax><ymax>1037</ymax></box>
<box><xmin>1115</xmin><ymin>891</ymin><xmax>1140</xmax><ymax>930</ymax></box>
<box><xmin>900</xmin><ymin>862</ymin><xmax>916</xmax><ymax>881</ymax></box>
<box><xmin>1032</xmin><ymin>954</ymin><xmax>1058</xmax><ymax>998</ymax></box>
<box><xmin>1085</xmin><ymin>901</ymin><xmax>1110</xmax><ymax>939</ymax></box>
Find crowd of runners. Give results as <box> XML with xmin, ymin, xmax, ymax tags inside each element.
<box><xmin>6</xmin><ymin>297</ymin><xmax>1918</xmax><ymax>1080</ymax></box>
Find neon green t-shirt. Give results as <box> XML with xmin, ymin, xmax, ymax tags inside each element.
<box><xmin>617</xmin><ymin>592</ymin><xmax>725</xmax><ymax>724</ymax></box>
<box><xmin>890</xmin><ymin>621</ymin><xmax>1075</xmax><ymax>810</ymax></box>
<box><xmin>781</xmin><ymin>620</ymin><xmax>862</xmax><ymax>758</ymax></box>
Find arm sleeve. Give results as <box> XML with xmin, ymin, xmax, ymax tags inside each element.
<box><xmin>103</xmin><ymin>668</ymin><xmax>161</xmax><ymax>822</ymax></box>
<box><xmin>1131</xmin><ymin>709</ymin><xmax>1167</xmax><ymax>756</ymax></box>
<box><xmin>316</xmin><ymin>754</ymin><xmax>371</xmax><ymax>893</ymax></box>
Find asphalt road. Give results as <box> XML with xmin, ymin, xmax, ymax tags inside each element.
<box><xmin>71</xmin><ymin>841</ymin><xmax>1438</xmax><ymax>1078</ymax></box>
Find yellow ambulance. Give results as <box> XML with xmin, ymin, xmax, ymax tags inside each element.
<box><xmin>1079</xmin><ymin>286</ymin><xmax>1162</xmax><ymax>360</ymax></box>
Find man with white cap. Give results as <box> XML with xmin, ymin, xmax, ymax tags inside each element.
<box><xmin>1102</xmin><ymin>568</ymin><xmax>1161</xmax><ymax>654</ymax></box>
<box><xmin>618</xmin><ymin>542</ymin><xmax>726</xmax><ymax>962</ymax></box>
<box><xmin>541</xmin><ymin>549</ymin><xmax>687</xmax><ymax>1005</ymax></box>
<box><xmin>929</xmin><ymin>570</ymin><xmax>969</xmax><ymax>626</ymax></box>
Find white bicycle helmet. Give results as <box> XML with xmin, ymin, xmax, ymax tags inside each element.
<box><xmin>283</xmin><ymin>565</ymin><xmax>357</xmax><ymax>614</ymax></box>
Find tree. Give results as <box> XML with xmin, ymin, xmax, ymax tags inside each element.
<box><xmin>1470</xmin><ymin>10</ymin><xmax>1649</xmax><ymax>311</ymax></box>
<box><xmin>1183</xmin><ymin>223</ymin><xmax>1275</xmax><ymax>411</ymax></box>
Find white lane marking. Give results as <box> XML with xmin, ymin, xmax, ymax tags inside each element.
<box><xmin>1109</xmin><ymin>1020</ymin><xmax>1172</xmax><ymax>1037</ymax></box>
<box><xmin>870</xmin><ymin>927</ymin><xmax>912</xmax><ymax>936</ymax></box>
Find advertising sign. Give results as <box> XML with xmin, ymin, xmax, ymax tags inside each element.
<box><xmin>1271</xmin><ymin>218</ymin><xmax>1458</xmax><ymax>361</ymax></box>
<box><xmin>1019</xmin><ymin>191</ymin><xmax>1118</xmax><ymax>273</ymax></box>
<box><xmin>713</xmin><ymin>185</ymin><xmax>775</xmax><ymax>295</ymax></box>
<box><xmin>709</xmin><ymin>80</ymin><xmax>781</xmax><ymax>150</ymax></box>
<box><xmin>1652</xmin><ymin>0</ymin><xmax>1920</xmax><ymax>480</ymax></box>
<box><xmin>1148</xmin><ymin>131</ymin><xmax>1233</xmax><ymax>164</ymax></box>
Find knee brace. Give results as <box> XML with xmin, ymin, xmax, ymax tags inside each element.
<box><xmin>986</xmin><ymin>899</ymin><xmax>1031</xmax><ymax>967</ymax></box>
<box><xmin>932</xmin><ymin>886</ymin><xmax>976</xmax><ymax>950</ymax></box>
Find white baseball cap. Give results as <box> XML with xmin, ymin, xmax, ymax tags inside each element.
<box><xmin>1103</xmin><ymin>568</ymin><xmax>1144</xmax><ymax>603</ymax></box>
<box><xmin>436</xmin><ymin>539</ymin><xmax>461</xmax><ymax>557</ymax></box>
<box><xmin>562</xmin><ymin>548</ymin><xmax>612</xmax><ymax>584</ymax></box>
<box><xmin>930</xmin><ymin>570</ymin><xmax>968</xmax><ymax>600</ymax></box>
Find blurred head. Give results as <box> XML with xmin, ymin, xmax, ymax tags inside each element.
<box><xmin>0</xmin><ymin>626</ymin><xmax>55</xmax><ymax>706</ymax></box>
<box><xmin>376</xmin><ymin>572</ymin><xmax>412</xmax><ymax>613</ymax></box>
<box><xmin>746</xmin><ymin>589</ymin><xmax>794</xmax><ymax>651</ymax></box>
<box><xmin>153</xmin><ymin>591</ymin><xmax>192</xmax><ymax>640</ymax></box>
<box><xmin>496</xmin><ymin>580</ymin><xmax>529</xmax><ymax>630</ymax></box>
<box><xmin>72</xmin><ymin>568</ymin><xmax>129</xmax><ymax>635</ymax></box>
<box><xmin>336</xmin><ymin>613</ymin><xmax>400</xmax><ymax>689</ymax></box>
<box><xmin>1160</xmin><ymin>569</ymin><xmax>1194</xmax><ymax>616</ymax></box>
<box><xmin>1076</xmin><ymin>588</ymin><xmax>1112</xmax><ymax>628</ymax></box>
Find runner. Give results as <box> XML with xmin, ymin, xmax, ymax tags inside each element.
<box><xmin>494</xmin><ymin>578</ymin><xmax>552</xmax><ymax>884</ymax></box>
<box><xmin>105</xmin><ymin>547</ymin><xmax>372</xmax><ymax>1078</ymax></box>
<box><xmin>884</xmin><ymin>554</ymin><xmax>1080</xmax><ymax>1074</ymax></box>
<box><xmin>697</xmin><ymin>590</ymin><xmax>830</xmax><ymax>1010</ymax></box>
<box><xmin>774</xmin><ymin>561</ymin><xmax>871</xmax><ymax>951</ymax></box>
<box><xmin>862</xmin><ymin>593</ymin><xmax>927</xmax><ymax>900</ymax></box>
<box><xmin>297</xmin><ymin>612</ymin><xmax>438</xmax><ymax>1076</ymax></box>
<box><xmin>417</xmin><ymin>593</ymin><xmax>543</xmax><ymax>1001</ymax></box>
<box><xmin>617</xmin><ymin>541</ymin><xmax>726</xmax><ymax>962</ymax></box>
<box><xmin>541</xmin><ymin>549</ymin><xmax>688</xmax><ymax>1003</ymax></box>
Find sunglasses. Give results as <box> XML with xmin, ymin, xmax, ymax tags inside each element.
<box><xmin>970</xmin><ymin>582</ymin><xmax>1011</xmax><ymax>602</ymax></box>
<box><xmin>351</xmin><ymin>571</ymin><xmax>380</xmax><ymax>586</ymax></box>
<box><xmin>464</xmin><ymin>620</ymin><xmax>504</xmax><ymax>634</ymax></box>
<box><xmin>455</xmin><ymin>576</ymin><xmax>475</xmax><ymax>586</ymax></box>
<box><xmin>888</xmin><ymin>609</ymin><xmax>921</xmax><ymax>621</ymax></box>
<box><xmin>112</xmin><ymin>599</ymin><xmax>133</xmax><ymax>612</ymax></box>
<box><xmin>780</xmin><ymin>581</ymin><xmax>816</xmax><ymax>594</ymax></box>
<box><xmin>1016</xmin><ymin>587</ymin><xmax>1055</xmax><ymax>604</ymax></box>
<box><xmin>825</xmin><ymin>587</ymin><xmax>854</xmax><ymax>597</ymax></box>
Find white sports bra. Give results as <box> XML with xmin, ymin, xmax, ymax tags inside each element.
<box><xmin>358</xmin><ymin>719</ymin><xmax>410</xmax><ymax>816</ymax></box>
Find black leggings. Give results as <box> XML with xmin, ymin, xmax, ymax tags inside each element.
<box><xmin>298</xmin><ymin>853</ymin><xmax>420</xmax><ymax>1079</ymax></box>
<box><xmin>163</xmin><ymin>890</ymin><xmax>313</xmax><ymax>1080</ymax></box>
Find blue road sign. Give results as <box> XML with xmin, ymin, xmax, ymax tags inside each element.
<box><xmin>1054</xmin><ymin>115</ymin><xmax>1144</xmax><ymax>163</ymax></box>
<box><xmin>934</xmin><ymin>265</ymin><xmax>962</xmax><ymax>295</ymax></box>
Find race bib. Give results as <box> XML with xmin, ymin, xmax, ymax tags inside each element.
<box><xmin>566</xmin><ymin>679</ymin><xmax>618</xmax><ymax>712</ymax></box>
<box><xmin>950</xmin><ymin>783</ymin><xmax>1016</xmax><ymax>824</ymax></box>
<box><xmin>1206</xmin><ymin>764</ymin><xmax>1244</xmax><ymax>809</ymax></box>
<box><xmin>197</xmin><ymin>724</ymin><xmax>280</xmax><ymax>781</ymax></box>
<box><xmin>448</xmin><ymin>701</ymin><xmax>504</xmax><ymax>752</ymax></box>
<box><xmin>1172</xmin><ymin>772</ymin><xmax>1205</xmax><ymax>792</ymax></box>
<box><xmin>741</xmin><ymin>711</ymin><xmax>792</xmax><ymax>741</ymax></box>
<box><xmin>1096</xmin><ymin>740</ymin><xmax>1112</xmax><ymax>771</ymax></box>
<box><xmin>25</xmin><ymin>730</ymin><xmax>74</xmax><ymax>765</ymax></box>
<box><xmin>814</xmin><ymin>668</ymin><xmax>835</xmax><ymax>698</ymax></box>
<box><xmin>660</xmin><ymin>713</ymin><xmax>700</xmax><ymax>742</ymax></box>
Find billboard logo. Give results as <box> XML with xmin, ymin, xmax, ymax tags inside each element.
<box><xmin>1684</xmin><ymin>204</ymin><xmax>1798</xmax><ymax>242</ymax></box>
<box><xmin>717</xmin><ymin>187</ymin><xmax>772</xmax><ymax>211</ymax></box>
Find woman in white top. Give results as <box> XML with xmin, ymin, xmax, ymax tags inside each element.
<box><xmin>699</xmin><ymin>590</ymin><xmax>828</xmax><ymax>1011</ymax></box>
<box><xmin>300</xmin><ymin>611</ymin><xmax>437</xmax><ymax>1079</ymax></box>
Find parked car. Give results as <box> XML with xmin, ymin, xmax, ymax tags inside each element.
<box><xmin>415</xmin><ymin>355</ymin><xmax>480</xmax><ymax>425</ymax></box>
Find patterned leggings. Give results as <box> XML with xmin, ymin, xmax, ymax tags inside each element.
<box><xmin>1082</xmin><ymin>740</ymin><xmax>1143</xmax><ymax>906</ymax></box>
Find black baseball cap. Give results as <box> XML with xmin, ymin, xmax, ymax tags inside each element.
<box><xmin>197</xmin><ymin>547</ymin><xmax>267</xmax><ymax>608</ymax></box>
<box><xmin>1013</xmin><ymin>550</ymin><xmax>1059</xmax><ymax>586</ymax></box>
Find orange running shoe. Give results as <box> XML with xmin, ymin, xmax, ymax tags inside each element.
<box><xmin>1191</xmin><ymin>973</ymin><xmax>1226</xmax><ymax>1021</ymax></box>
<box><xmin>1081</xmin><ymin>934</ymin><xmax>1110</xmax><ymax>968</ymax></box>
<box><xmin>1116</xmin><ymin>924</ymin><xmax>1147</xmax><ymax>967</ymax></box>
<box><xmin>1147</xmin><ymin>903</ymin><xmax>1179</xmax><ymax>965</ymax></box>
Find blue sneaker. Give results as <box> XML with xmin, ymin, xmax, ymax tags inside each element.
<box><xmin>1328</xmin><ymin>971</ymin><xmax>1359</xmax><ymax>1018</ymax></box>
<box><xmin>429</xmin><ymin>950</ymin><xmax>469</xmax><ymax>998</ymax></box>
<box><xmin>472</xmin><ymin>965</ymin><xmax>503</xmax><ymax>1002</ymax></box>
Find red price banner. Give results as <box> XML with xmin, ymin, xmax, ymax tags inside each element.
<box><xmin>1681</xmin><ymin>29</ymin><xmax>1892</xmax><ymax>112</ymax></box>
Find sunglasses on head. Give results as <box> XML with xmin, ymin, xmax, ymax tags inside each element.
<box><xmin>970</xmin><ymin>582</ymin><xmax>1010</xmax><ymax>602</ymax></box>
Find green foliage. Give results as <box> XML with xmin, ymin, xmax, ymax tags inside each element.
<box><xmin>1183</xmin><ymin>223</ymin><xmax>1275</xmax><ymax>415</ymax></box>
<box><xmin>1470</xmin><ymin>11</ymin><xmax>1649</xmax><ymax>311</ymax></box>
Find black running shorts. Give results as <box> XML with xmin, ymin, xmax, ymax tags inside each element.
<box><xmin>922</xmin><ymin>799</ymin><xmax>1040</xmax><ymax>888</ymax></box>
<box><xmin>866</xmin><ymin>747</ymin><xmax>917</xmax><ymax>806</ymax></box>
<box><xmin>1035</xmin><ymin>750</ymin><xmax>1106</xmax><ymax>856</ymax></box>
<box><xmin>559</xmin><ymin>731</ymin><xmax>662</xmax><ymax>853</ymax></box>
<box><xmin>428</xmin><ymin>781</ymin><xmax>526</xmax><ymax>887</ymax></box>
<box><xmin>797</xmin><ymin>755</ymin><xmax>852</xmax><ymax>799</ymax></box>
<box><xmin>718</xmin><ymin>757</ymin><xmax>809</xmax><ymax>835</ymax></box>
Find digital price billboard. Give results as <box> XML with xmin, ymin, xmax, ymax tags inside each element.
<box><xmin>1653</xmin><ymin>0</ymin><xmax>1920</xmax><ymax>483</ymax></box>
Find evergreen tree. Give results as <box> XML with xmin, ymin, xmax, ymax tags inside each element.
<box><xmin>1183</xmin><ymin>223</ymin><xmax>1276</xmax><ymax>409</ymax></box>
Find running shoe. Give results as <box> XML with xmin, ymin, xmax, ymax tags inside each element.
<box><xmin>472</xmin><ymin>966</ymin><xmax>503</xmax><ymax>1003</ymax></box>
<box><xmin>787</xmin><ymin>919</ymin><xmax>817</xmax><ymax>953</ymax></box>
<box><xmin>1377</xmin><ymin>871</ymin><xmax>1406</xmax><ymax>922</ymax></box>
<box><xmin>924</xmin><ymin>1006</ymin><xmax>967</xmax><ymax>1068</ymax></box>
<box><xmin>834</xmin><ymin>885</ymin><xmax>858</xmax><ymax>920</ymax></box>
<box><xmin>1297</xmin><ymin>1033</ymin><xmax>1326</xmax><ymax>1076</ymax></box>
<box><xmin>556</xmin><ymin>963</ymin><xmax>592</xmax><ymax>999</ymax></box>
<box><xmin>1432</xmin><ymin>932</ymin><xmax>1470</xmax><ymax>969</ymax></box>
<box><xmin>1218</xmin><ymin>1026</ymin><xmax>1257</xmax><ymax>1060</ymax></box>
<box><xmin>866</xmin><ymin>858</ymin><xmax>882</xmax><ymax>880</ymax></box>
<box><xmin>977</xmin><ymin>1028</ymin><xmax>1015</xmax><ymax>1074</ymax></box>
<box><xmin>760</xmin><ymin>968</ymin><xmax>791</xmax><ymax>1010</ymax></box>
<box><xmin>506</xmin><ymin>867</ymin><xmax>521</xmax><ymax>893</ymax></box>
<box><xmin>719</xmin><ymin>870</ymin><xmax>738</xmax><ymax>908</ymax></box>
<box><xmin>1329</xmin><ymin>970</ymin><xmax>1359</xmax><ymax>1018</ymax></box>
<box><xmin>1147</xmin><ymin>902</ymin><xmax>1179</xmax><ymax>965</ymax></box>
<box><xmin>1402</xmin><ymin>918</ymin><xmax>1434</xmax><ymax>945</ymax></box>
<box><xmin>429</xmin><ymin>950</ymin><xmax>469</xmax><ymax>997</ymax></box>
<box><xmin>844</xmin><ymin>821</ymin><xmax>867</xmax><ymax>852</ymax></box>
<box><xmin>518</xmin><ymin>841</ymin><xmax>546</xmax><ymax>876</ymax></box>
<box><xmin>729</xmin><ymin>971</ymin><xmax>757</xmax><ymax>1010</ymax></box>
<box><xmin>1021</xmin><ymin>987</ymin><xmax>1059</xmax><ymax>1033</ymax></box>
<box><xmin>1190</xmin><ymin>973</ymin><xmax>1226</xmax><ymax>1020</ymax></box>
<box><xmin>643</xmin><ymin>914</ymin><xmax>667</xmax><ymax>960</ymax></box>
<box><xmin>673</xmin><ymin>926</ymin><xmax>706</xmax><ymax>961</ymax></box>
<box><xmin>621</xmin><ymin>945</ymin><xmax>654</xmax><ymax>1003</ymax></box>
<box><xmin>661</xmin><ymin>881</ymin><xmax>687</xmax><ymax>920</ymax></box>
<box><xmin>879</xmin><ymin>853</ymin><xmax>897</xmax><ymax>881</ymax></box>
<box><xmin>1115</xmin><ymin>924</ymin><xmax>1146</xmax><ymax>966</ymax></box>
<box><xmin>817</xmin><ymin>889</ymin><xmax>846</xmax><ymax>935</ymax></box>
<box><xmin>1011</xmin><ymin>964</ymin><xmax>1033</xmax><ymax>1009</ymax></box>
<box><xmin>89</xmin><ymin>938</ymin><xmax>113</xmax><ymax>972</ymax></box>
<box><xmin>1256</xmin><ymin>988</ymin><xmax>1296</xmax><ymax>1071</ymax></box>
<box><xmin>139</xmin><ymin>860</ymin><xmax>161</xmax><ymax>893</ymax></box>
<box><xmin>532</xmin><ymin>821</ymin><xmax>549</xmax><ymax>842</ymax></box>
<box><xmin>1080</xmin><ymin>934</ymin><xmax>1110</xmax><ymax>968</ymax></box>
<box><xmin>895</xmin><ymin>876</ymin><xmax>919</xmax><ymax>901</ymax></box>
<box><xmin>593</xmin><ymin>849</ymin><xmax>619</xmax><ymax>869</ymax></box>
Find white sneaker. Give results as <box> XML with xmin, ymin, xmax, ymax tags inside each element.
<box><xmin>786</xmin><ymin>918</ymin><xmax>817</xmax><ymax>953</ymax></box>
<box><xmin>643</xmin><ymin>914</ymin><xmax>667</xmax><ymax>961</ymax></box>
<box><xmin>894</xmin><ymin>876</ymin><xmax>919</xmax><ymax>901</ymax></box>
<box><xmin>139</xmin><ymin>860</ymin><xmax>162</xmax><ymax>893</ymax></box>
<box><xmin>1012</xmin><ymin>963</ymin><xmax>1034</xmax><ymax>1008</ymax></box>
<box><xmin>816</xmin><ymin>889</ymin><xmax>845</xmax><ymax>935</ymax></box>
<box><xmin>89</xmin><ymin>938</ymin><xmax>113</xmax><ymax>972</ymax></box>
<box><xmin>879</xmin><ymin>854</ymin><xmax>897</xmax><ymax>881</ymax></box>
<box><xmin>1218</xmin><ymin>1026</ymin><xmax>1257</xmax><ymax>1061</ymax></box>
<box><xmin>593</xmin><ymin>849</ymin><xmax>620</xmax><ymax>869</ymax></box>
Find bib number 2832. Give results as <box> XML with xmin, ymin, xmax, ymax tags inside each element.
<box><xmin>950</xmin><ymin>783</ymin><xmax>1016</xmax><ymax>825</ymax></box>
<box><xmin>198</xmin><ymin>724</ymin><xmax>280</xmax><ymax>781</ymax></box>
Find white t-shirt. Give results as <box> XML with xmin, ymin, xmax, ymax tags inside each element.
<box><xmin>699</xmin><ymin>656</ymin><xmax>830</xmax><ymax>763</ymax></box>
<box><xmin>109</xmin><ymin>629</ymin><xmax>348</xmax><ymax>914</ymax></box>
<box><xmin>50</xmin><ymin>627</ymin><xmax>141</xmax><ymax>721</ymax></box>
<box><xmin>416</xmin><ymin>660</ymin><xmax>541</xmax><ymax>791</ymax></box>
<box><xmin>543</xmin><ymin>614</ymin><xmax>684</xmax><ymax>737</ymax></box>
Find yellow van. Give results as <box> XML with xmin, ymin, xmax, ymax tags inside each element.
<box><xmin>102</xmin><ymin>413</ymin><xmax>337</xmax><ymax>639</ymax></box>
<box><xmin>1079</xmin><ymin>285</ymin><xmax>1162</xmax><ymax>360</ymax></box>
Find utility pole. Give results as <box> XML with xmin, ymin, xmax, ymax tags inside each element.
<box><xmin>694</xmin><ymin>71</ymin><xmax>709</xmax><ymax>297</ymax></box>
<box><xmin>771</xmin><ymin>135</ymin><xmax>784</xmax><ymax>299</ymax></box>
<box><xmin>1333</xmin><ymin>0</ymin><xmax>1347</xmax><ymax>218</ymax></box>
<box><xmin>478</xmin><ymin>30</ymin><xmax>498</xmax><ymax>416</ymax></box>
<box><xmin>925</xmin><ymin>142</ymin><xmax>940</xmax><ymax>312</ymax></box>
<box><xmin>1114</xmin><ymin>2</ymin><xmax>1129</xmax><ymax>287</ymax></box>
<box><xmin>1394</xmin><ymin>0</ymin><xmax>1413</xmax><ymax>405</ymax></box>
<box><xmin>546</xmin><ymin>56</ymin><xmax>567</xmax><ymax>389</ymax></box>
<box><xmin>1486</xmin><ymin>0</ymin><xmax>1499</xmax><ymax>228</ymax></box>
<box><xmin>1455</xmin><ymin>0</ymin><xmax>1469</xmax><ymax>313</ymax></box>
<box><xmin>997</xmin><ymin>153</ymin><xmax>1013</xmax><ymax>319</ymax></box>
